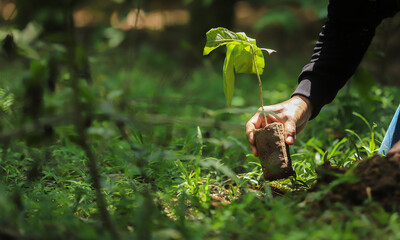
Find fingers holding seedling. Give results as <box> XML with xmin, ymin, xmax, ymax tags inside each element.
<box><xmin>284</xmin><ymin>120</ymin><xmax>297</xmax><ymax>145</ymax></box>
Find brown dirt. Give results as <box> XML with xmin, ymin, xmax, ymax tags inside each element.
<box><xmin>254</xmin><ymin>122</ymin><xmax>295</xmax><ymax>181</ymax></box>
<box><xmin>312</xmin><ymin>153</ymin><xmax>400</xmax><ymax>211</ymax></box>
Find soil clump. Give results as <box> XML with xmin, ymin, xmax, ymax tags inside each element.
<box><xmin>312</xmin><ymin>153</ymin><xmax>400</xmax><ymax>211</ymax></box>
<box><xmin>254</xmin><ymin>122</ymin><xmax>294</xmax><ymax>181</ymax></box>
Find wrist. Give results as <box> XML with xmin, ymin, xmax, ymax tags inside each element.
<box><xmin>291</xmin><ymin>95</ymin><xmax>313</xmax><ymax>120</ymax></box>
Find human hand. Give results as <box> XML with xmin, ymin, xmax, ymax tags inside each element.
<box><xmin>246</xmin><ymin>95</ymin><xmax>313</xmax><ymax>157</ymax></box>
<box><xmin>388</xmin><ymin>140</ymin><xmax>400</xmax><ymax>158</ymax></box>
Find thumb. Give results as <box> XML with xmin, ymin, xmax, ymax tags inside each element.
<box><xmin>284</xmin><ymin>120</ymin><xmax>297</xmax><ymax>145</ymax></box>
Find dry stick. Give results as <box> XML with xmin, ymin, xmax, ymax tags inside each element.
<box><xmin>80</xmin><ymin>135</ymin><xmax>120</xmax><ymax>237</ymax></box>
<box><xmin>65</xmin><ymin>3</ymin><xmax>119</xmax><ymax>238</ymax></box>
<box><xmin>252</xmin><ymin>47</ymin><xmax>268</xmax><ymax>126</ymax></box>
<box><xmin>5</xmin><ymin>6</ymin><xmax>17</xmax><ymax>21</ymax></box>
<box><xmin>74</xmin><ymin>94</ymin><xmax>119</xmax><ymax>238</ymax></box>
<box><xmin>115</xmin><ymin>121</ymin><xmax>155</xmax><ymax>240</ymax></box>
<box><xmin>72</xmin><ymin>86</ymin><xmax>119</xmax><ymax>238</ymax></box>
<box><xmin>134</xmin><ymin>0</ymin><xmax>142</xmax><ymax>29</ymax></box>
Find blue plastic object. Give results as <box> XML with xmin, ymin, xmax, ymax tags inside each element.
<box><xmin>379</xmin><ymin>104</ymin><xmax>400</xmax><ymax>155</ymax></box>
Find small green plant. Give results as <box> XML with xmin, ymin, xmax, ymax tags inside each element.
<box><xmin>204</xmin><ymin>28</ymin><xmax>296</xmax><ymax>182</ymax></box>
<box><xmin>203</xmin><ymin>27</ymin><xmax>275</xmax><ymax>120</ymax></box>
<box><xmin>0</xmin><ymin>88</ymin><xmax>14</xmax><ymax>114</ymax></box>
<box><xmin>345</xmin><ymin>112</ymin><xmax>379</xmax><ymax>158</ymax></box>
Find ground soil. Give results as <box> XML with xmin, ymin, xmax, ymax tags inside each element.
<box><xmin>254</xmin><ymin>122</ymin><xmax>294</xmax><ymax>181</ymax></box>
<box><xmin>312</xmin><ymin>153</ymin><xmax>400</xmax><ymax>211</ymax></box>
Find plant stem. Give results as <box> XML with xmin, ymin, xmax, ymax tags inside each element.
<box><xmin>252</xmin><ymin>47</ymin><xmax>268</xmax><ymax>126</ymax></box>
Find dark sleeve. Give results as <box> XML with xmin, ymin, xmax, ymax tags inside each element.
<box><xmin>292</xmin><ymin>0</ymin><xmax>400</xmax><ymax>119</ymax></box>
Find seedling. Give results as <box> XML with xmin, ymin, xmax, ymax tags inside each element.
<box><xmin>203</xmin><ymin>27</ymin><xmax>294</xmax><ymax>181</ymax></box>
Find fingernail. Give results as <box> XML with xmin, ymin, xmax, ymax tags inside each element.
<box><xmin>286</xmin><ymin>136</ymin><xmax>294</xmax><ymax>145</ymax></box>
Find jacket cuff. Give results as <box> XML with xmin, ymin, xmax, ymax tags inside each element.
<box><xmin>291</xmin><ymin>78</ymin><xmax>325</xmax><ymax>120</ymax></box>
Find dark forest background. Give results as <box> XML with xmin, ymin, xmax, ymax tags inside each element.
<box><xmin>1</xmin><ymin>0</ymin><xmax>400</xmax><ymax>239</ymax></box>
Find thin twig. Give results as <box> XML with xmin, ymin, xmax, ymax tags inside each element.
<box><xmin>6</xmin><ymin>6</ymin><xmax>17</xmax><ymax>21</ymax></box>
<box><xmin>65</xmin><ymin>1</ymin><xmax>119</xmax><ymax>237</ymax></box>
<box><xmin>134</xmin><ymin>0</ymin><xmax>142</xmax><ymax>29</ymax></box>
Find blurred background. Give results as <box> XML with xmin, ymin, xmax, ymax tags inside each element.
<box><xmin>0</xmin><ymin>1</ymin><xmax>400</xmax><ymax>238</ymax></box>
<box><xmin>1</xmin><ymin>0</ymin><xmax>400</xmax><ymax>143</ymax></box>
<box><xmin>1</xmin><ymin>0</ymin><xmax>399</xmax><ymax>83</ymax></box>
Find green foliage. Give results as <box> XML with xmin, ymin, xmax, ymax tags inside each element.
<box><xmin>0</xmin><ymin>88</ymin><xmax>14</xmax><ymax>113</ymax></box>
<box><xmin>351</xmin><ymin>68</ymin><xmax>378</xmax><ymax>104</ymax></box>
<box><xmin>345</xmin><ymin>112</ymin><xmax>379</xmax><ymax>158</ymax></box>
<box><xmin>1</xmin><ymin>40</ymin><xmax>400</xmax><ymax>239</ymax></box>
<box><xmin>203</xmin><ymin>27</ymin><xmax>275</xmax><ymax>107</ymax></box>
<box><xmin>1</xmin><ymin>1</ymin><xmax>400</xmax><ymax>239</ymax></box>
<box><xmin>254</xmin><ymin>8</ymin><xmax>300</xmax><ymax>33</ymax></box>
<box><xmin>254</xmin><ymin>0</ymin><xmax>328</xmax><ymax>33</ymax></box>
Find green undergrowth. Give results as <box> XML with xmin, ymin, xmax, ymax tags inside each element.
<box><xmin>1</xmin><ymin>44</ymin><xmax>400</xmax><ymax>239</ymax></box>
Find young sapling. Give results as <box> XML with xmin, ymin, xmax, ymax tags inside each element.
<box><xmin>203</xmin><ymin>27</ymin><xmax>294</xmax><ymax>181</ymax></box>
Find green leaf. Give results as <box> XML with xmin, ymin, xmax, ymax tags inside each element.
<box><xmin>223</xmin><ymin>44</ymin><xmax>236</xmax><ymax>107</ymax></box>
<box><xmin>369</xmin><ymin>123</ymin><xmax>377</xmax><ymax>154</ymax></box>
<box><xmin>0</xmin><ymin>88</ymin><xmax>14</xmax><ymax>113</ymax></box>
<box><xmin>204</xmin><ymin>27</ymin><xmax>275</xmax><ymax>106</ymax></box>
<box><xmin>222</xmin><ymin>44</ymin><xmax>265</xmax><ymax>107</ymax></box>
<box><xmin>203</xmin><ymin>27</ymin><xmax>244</xmax><ymax>56</ymax></box>
<box><xmin>352</xmin><ymin>112</ymin><xmax>371</xmax><ymax>130</ymax></box>
<box><xmin>328</xmin><ymin>137</ymin><xmax>348</xmax><ymax>159</ymax></box>
<box><xmin>233</xmin><ymin>44</ymin><xmax>265</xmax><ymax>75</ymax></box>
<box><xmin>200</xmin><ymin>158</ymin><xmax>241</xmax><ymax>185</ymax></box>
<box><xmin>345</xmin><ymin>129</ymin><xmax>363</xmax><ymax>144</ymax></box>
